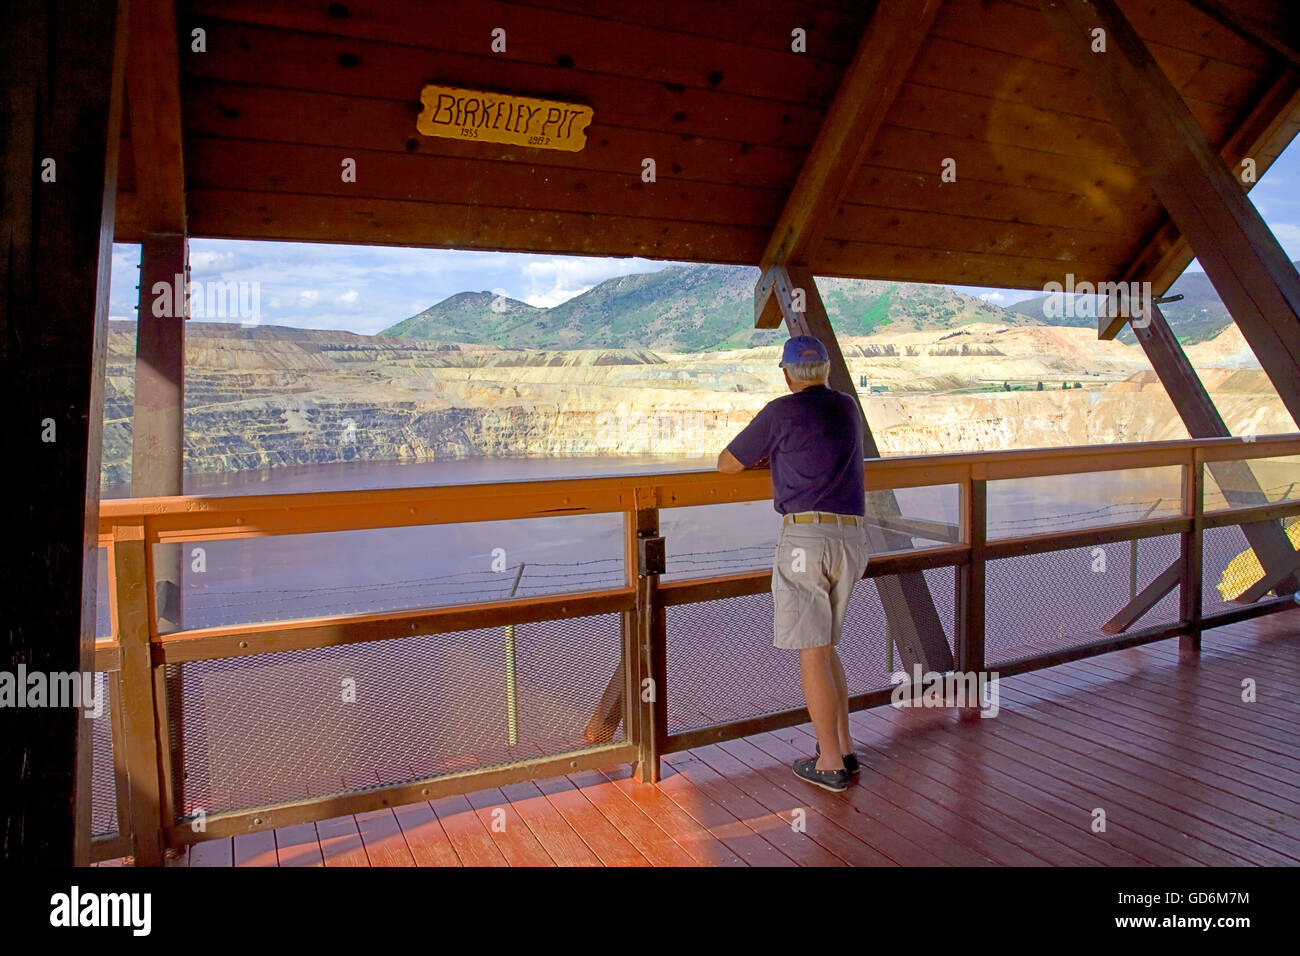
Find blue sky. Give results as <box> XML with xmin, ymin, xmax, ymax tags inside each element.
<box><xmin>109</xmin><ymin>142</ymin><xmax>1300</xmax><ymax>335</ymax></box>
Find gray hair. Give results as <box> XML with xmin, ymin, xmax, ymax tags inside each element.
<box><xmin>784</xmin><ymin>360</ymin><xmax>830</xmax><ymax>383</ymax></box>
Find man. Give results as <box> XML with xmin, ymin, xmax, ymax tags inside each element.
<box><xmin>717</xmin><ymin>335</ymin><xmax>868</xmax><ymax>792</ymax></box>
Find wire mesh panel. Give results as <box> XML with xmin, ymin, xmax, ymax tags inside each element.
<box><xmin>163</xmin><ymin>612</ymin><xmax>622</xmax><ymax>821</ymax></box>
<box><xmin>90</xmin><ymin>675</ymin><xmax>117</xmax><ymax>837</ymax></box>
<box><xmin>1202</xmin><ymin>519</ymin><xmax>1300</xmax><ymax>615</ymax></box>
<box><xmin>666</xmin><ymin>567</ymin><xmax>956</xmax><ymax>735</ymax></box>
<box><xmin>985</xmin><ymin>535</ymin><xmax>1181</xmax><ymax>666</ymax></box>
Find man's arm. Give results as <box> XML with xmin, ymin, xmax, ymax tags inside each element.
<box><xmin>717</xmin><ymin>448</ymin><xmax>745</xmax><ymax>473</ymax></box>
<box><xmin>720</xmin><ymin>402</ymin><xmax>776</xmax><ymax>473</ymax></box>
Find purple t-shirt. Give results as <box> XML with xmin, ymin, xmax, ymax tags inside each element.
<box><xmin>726</xmin><ymin>384</ymin><xmax>866</xmax><ymax>516</ymax></box>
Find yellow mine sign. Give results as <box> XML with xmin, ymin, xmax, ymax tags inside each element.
<box><xmin>416</xmin><ymin>85</ymin><xmax>593</xmax><ymax>151</ymax></box>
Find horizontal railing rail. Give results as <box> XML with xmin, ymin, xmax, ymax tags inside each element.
<box><xmin>90</xmin><ymin>434</ymin><xmax>1300</xmax><ymax>864</ymax></box>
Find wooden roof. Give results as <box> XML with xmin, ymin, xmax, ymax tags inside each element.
<box><xmin>114</xmin><ymin>0</ymin><xmax>1300</xmax><ymax>293</ymax></box>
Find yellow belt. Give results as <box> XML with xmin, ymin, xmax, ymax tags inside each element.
<box><xmin>784</xmin><ymin>512</ymin><xmax>861</xmax><ymax>526</ymax></box>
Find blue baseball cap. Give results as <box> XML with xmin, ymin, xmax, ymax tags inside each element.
<box><xmin>779</xmin><ymin>335</ymin><xmax>829</xmax><ymax>367</ymax></box>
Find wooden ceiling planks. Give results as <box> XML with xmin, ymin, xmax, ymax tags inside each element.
<box><xmin>813</xmin><ymin>0</ymin><xmax>1296</xmax><ymax>288</ymax></box>
<box><xmin>183</xmin><ymin>188</ymin><xmax>770</xmax><ymax>260</ymax></box>
<box><xmin>843</xmin><ymin>164</ymin><xmax>1160</xmax><ymax>240</ymax></box>
<box><xmin>180</xmin><ymin>83</ymin><xmax>807</xmax><ymax>190</ymax></box>
<box><xmin>185</xmin><ymin>0</ymin><xmax>861</xmax><ymax>104</ymax></box>
<box><xmin>513</xmin><ymin>0</ymin><xmax>870</xmax><ymax>58</ymax></box>
<box><xmin>185</xmin><ymin>139</ymin><xmax>788</xmax><ymax>229</ymax></box>
<box><xmin>111</xmin><ymin>0</ymin><xmax>1300</xmax><ymax>292</ymax></box>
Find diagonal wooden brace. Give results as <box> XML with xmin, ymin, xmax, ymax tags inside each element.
<box><xmin>1102</xmin><ymin>557</ymin><xmax>1182</xmax><ymax>634</ymax></box>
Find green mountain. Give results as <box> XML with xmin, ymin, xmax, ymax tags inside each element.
<box><xmin>380</xmin><ymin>263</ymin><xmax>1026</xmax><ymax>352</ymax></box>
<box><xmin>380</xmin><ymin>290</ymin><xmax>546</xmax><ymax>342</ymax></box>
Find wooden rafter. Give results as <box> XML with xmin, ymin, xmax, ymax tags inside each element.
<box><xmin>127</xmin><ymin>0</ymin><xmax>187</xmax><ymax>233</ymax></box>
<box><xmin>1037</xmin><ymin>0</ymin><xmax>1300</xmax><ymax>423</ymax></box>
<box><xmin>755</xmin><ymin>0</ymin><xmax>944</xmax><ymax>328</ymax></box>
<box><xmin>1115</xmin><ymin>67</ymin><xmax>1300</xmax><ymax>325</ymax></box>
<box><xmin>1182</xmin><ymin>0</ymin><xmax>1300</xmax><ymax>70</ymax></box>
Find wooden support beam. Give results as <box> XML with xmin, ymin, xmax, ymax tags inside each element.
<box><xmin>127</xmin><ymin>0</ymin><xmax>188</xmax><ymax>634</ymax></box>
<box><xmin>1102</xmin><ymin>558</ymin><xmax>1182</xmax><ymax>634</ymax></box>
<box><xmin>133</xmin><ymin>276</ymin><xmax>186</xmax><ymax>840</ymax></box>
<box><xmin>1037</xmin><ymin>0</ymin><xmax>1300</xmax><ymax>424</ymax></box>
<box><xmin>1182</xmin><ymin>0</ymin><xmax>1300</xmax><ymax>70</ymax></box>
<box><xmin>1119</xmin><ymin>68</ymin><xmax>1300</xmax><ymax>301</ymax></box>
<box><xmin>768</xmin><ymin>267</ymin><xmax>956</xmax><ymax>673</ymax></box>
<box><xmin>126</xmin><ymin>0</ymin><xmax>188</xmax><ymax>235</ymax></box>
<box><xmin>0</xmin><ymin>0</ymin><xmax>128</xmax><ymax>866</ymax></box>
<box><xmin>133</xmin><ymin>236</ymin><xmax>187</xmax><ymax>632</ymax></box>
<box><xmin>113</xmin><ymin>525</ymin><xmax>168</xmax><ymax>865</ymax></box>
<box><xmin>756</xmin><ymin>0</ymin><xmax>943</xmax><ymax>328</ymax></box>
<box><xmin>630</xmin><ymin>507</ymin><xmax>666</xmax><ymax>784</ymax></box>
<box><xmin>1131</xmin><ymin>303</ymin><xmax>1300</xmax><ymax>595</ymax></box>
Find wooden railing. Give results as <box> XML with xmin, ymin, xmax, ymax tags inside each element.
<box><xmin>90</xmin><ymin>434</ymin><xmax>1300</xmax><ymax>864</ymax></box>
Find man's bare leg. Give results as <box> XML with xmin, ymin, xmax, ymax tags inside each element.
<box><xmin>798</xmin><ymin>646</ymin><xmax>845</xmax><ymax>771</ymax></box>
<box><xmin>829</xmin><ymin>648</ymin><xmax>854</xmax><ymax>758</ymax></box>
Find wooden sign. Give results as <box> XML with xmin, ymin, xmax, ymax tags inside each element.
<box><xmin>416</xmin><ymin>84</ymin><xmax>593</xmax><ymax>151</ymax></box>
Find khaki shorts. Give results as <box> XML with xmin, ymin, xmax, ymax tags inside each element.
<box><xmin>771</xmin><ymin>515</ymin><xmax>869</xmax><ymax>650</ymax></box>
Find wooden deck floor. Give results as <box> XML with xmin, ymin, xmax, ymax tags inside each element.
<box><xmin>151</xmin><ymin>609</ymin><xmax>1300</xmax><ymax>867</ymax></box>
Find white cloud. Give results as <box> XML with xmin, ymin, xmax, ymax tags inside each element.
<box><xmin>525</xmin><ymin>286</ymin><xmax>589</xmax><ymax>308</ymax></box>
<box><xmin>1268</xmin><ymin>222</ymin><xmax>1300</xmax><ymax>255</ymax></box>
<box><xmin>297</xmin><ymin>289</ymin><xmax>320</xmax><ymax>308</ymax></box>
<box><xmin>190</xmin><ymin>249</ymin><xmax>248</xmax><ymax>272</ymax></box>
<box><xmin>520</xmin><ymin>256</ymin><xmax>669</xmax><ymax>308</ymax></box>
<box><xmin>334</xmin><ymin>289</ymin><xmax>361</xmax><ymax>309</ymax></box>
<box><xmin>979</xmin><ymin>291</ymin><xmax>1008</xmax><ymax>304</ymax></box>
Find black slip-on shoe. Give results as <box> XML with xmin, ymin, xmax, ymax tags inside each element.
<box><xmin>815</xmin><ymin>744</ymin><xmax>861</xmax><ymax>775</ymax></box>
<box><xmin>793</xmin><ymin>757</ymin><xmax>849</xmax><ymax>793</ymax></box>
